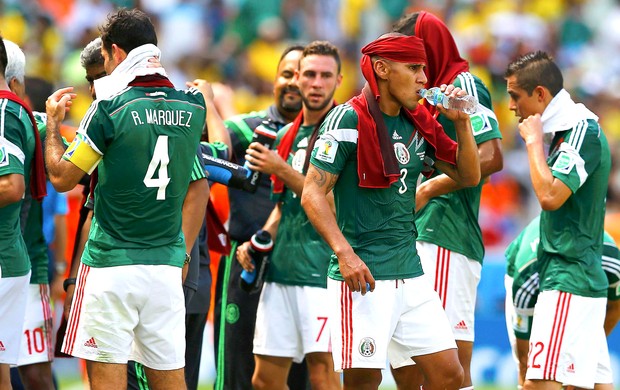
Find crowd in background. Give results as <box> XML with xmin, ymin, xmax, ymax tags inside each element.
<box><xmin>1</xmin><ymin>0</ymin><xmax>619</xmax><ymax>253</ymax></box>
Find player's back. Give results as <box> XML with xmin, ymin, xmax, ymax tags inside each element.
<box><xmin>89</xmin><ymin>86</ymin><xmax>205</xmax><ymax>248</ymax></box>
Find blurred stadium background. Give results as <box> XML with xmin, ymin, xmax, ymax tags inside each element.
<box><xmin>2</xmin><ymin>0</ymin><xmax>619</xmax><ymax>387</ymax></box>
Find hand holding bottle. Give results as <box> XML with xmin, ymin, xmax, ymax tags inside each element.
<box><xmin>419</xmin><ymin>85</ymin><xmax>478</xmax><ymax>114</ymax></box>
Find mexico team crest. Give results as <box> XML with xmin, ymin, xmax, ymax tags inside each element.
<box><xmin>393</xmin><ymin>142</ymin><xmax>410</xmax><ymax>165</ymax></box>
<box><xmin>359</xmin><ymin>337</ymin><xmax>376</xmax><ymax>357</ymax></box>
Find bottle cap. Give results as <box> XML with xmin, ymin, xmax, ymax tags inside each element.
<box><xmin>251</xmin><ymin>230</ymin><xmax>273</xmax><ymax>251</ymax></box>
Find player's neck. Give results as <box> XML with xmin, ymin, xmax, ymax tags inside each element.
<box><xmin>302</xmin><ymin>105</ymin><xmax>330</xmax><ymax>127</ymax></box>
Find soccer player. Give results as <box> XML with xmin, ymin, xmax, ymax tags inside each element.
<box><xmin>213</xmin><ymin>44</ymin><xmax>307</xmax><ymax>390</ymax></box>
<box><xmin>505</xmin><ymin>51</ymin><xmax>611</xmax><ymax>390</ymax></box>
<box><xmin>237</xmin><ymin>40</ymin><xmax>342</xmax><ymax>390</ymax></box>
<box><xmin>3</xmin><ymin>39</ymin><xmax>55</xmax><ymax>390</ymax></box>
<box><xmin>0</xmin><ymin>35</ymin><xmax>47</xmax><ymax>388</ymax></box>
<box><xmin>392</xmin><ymin>12</ymin><xmax>503</xmax><ymax>388</ymax></box>
<box><xmin>301</xmin><ymin>32</ymin><xmax>480</xmax><ymax>389</ymax></box>
<box><xmin>505</xmin><ymin>216</ymin><xmax>620</xmax><ymax>388</ymax></box>
<box><xmin>44</xmin><ymin>8</ymin><xmax>208</xmax><ymax>389</ymax></box>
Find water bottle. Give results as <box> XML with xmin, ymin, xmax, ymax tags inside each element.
<box><xmin>240</xmin><ymin>230</ymin><xmax>274</xmax><ymax>293</ymax></box>
<box><xmin>202</xmin><ymin>153</ymin><xmax>250</xmax><ymax>190</ymax></box>
<box><xmin>242</xmin><ymin>121</ymin><xmax>278</xmax><ymax>193</ymax></box>
<box><xmin>418</xmin><ymin>87</ymin><xmax>478</xmax><ymax>115</ymax></box>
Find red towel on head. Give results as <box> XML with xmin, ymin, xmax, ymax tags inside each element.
<box><xmin>352</xmin><ymin>33</ymin><xmax>456</xmax><ymax>188</ymax></box>
<box><xmin>414</xmin><ymin>11</ymin><xmax>469</xmax><ymax>116</ymax></box>
<box><xmin>0</xmin><ymin>90</ymin><xmax>46</xmax><ymax>200</ymax></box>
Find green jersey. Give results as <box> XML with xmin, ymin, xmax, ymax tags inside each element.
<box><xmin>538</xmin><ymin>120</ymin><xmax>610</xmax><ymax>297</ymax></box>
<box><xmin>508</xmin><ymin>217</ymin><xmax>620</xmax><ymax>317</ymax></box>
<box><xmin>65</xmin><ymin>84</ymin><xmax>206</xmax><ymax>268</ymax></box>
<box><xmin>268</xmin><ymin>124</ymin><xmax>332</xmax><ymax>287</ymax></box>
<box><xmin>0</xmin><ymin>97</ymin><xmax>34</xmax><ymax>278</ymax></box>
<box><xmin>415</xmin><ymin>72</ymin><xmax>501</xmax><ymax>263</ymax></box>
<box><xmin>310</xmin><ymin>104</ymin><xmax>432</xmax><ymax>281</ymax></box>
<box><xmin>21</xmin><ymin>112</ymin><xmax>49</xmax><ymax>284</ymax></box>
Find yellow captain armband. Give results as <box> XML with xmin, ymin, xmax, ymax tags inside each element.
<box><xmin>63</xmin><ymin>133</ymin><xmax>102</xmax><ymax>174</ymax></box>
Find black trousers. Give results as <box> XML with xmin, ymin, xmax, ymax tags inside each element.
<box><xmin>213</xmin><ymin>248</ymin><xmax>309</xmax><ymax>390</ymax></box>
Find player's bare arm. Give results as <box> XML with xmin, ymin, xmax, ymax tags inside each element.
<box><xmin>186</xmin><ymin>79</ymin><xmax>232</xmax><ymax>151</ymax></box>
<box><xmin>45</xmin><ymin>87</ymin><xmax>85</xmax><ymax>192</ymax></box>
<box><xmin>301</xmin><ymin>165</ymin><xmax>374</xmax><ymax>294</ymax></box>
<box><xmin>433</xmin><ymin>86</ymin><xmax>480</xmax><ymax>187</ymax></box>
<box><xmin>416</xmin><ymin>138</ymin><xmax>502</xmax><ymax>211</ymax></box>
<box><xmin>519</xmin><ymin>113</ymin><xmax>571</xmax><ymax>210</ymax></box>
<box><xmin>0</xmin><ymin>173</ymin><xmax>25</xmax><ymax>207</ymax></box>
<box><xmin>181</xmin><ymin>178</ymin><xmax>209</xmax><ymax>282</ymax></box>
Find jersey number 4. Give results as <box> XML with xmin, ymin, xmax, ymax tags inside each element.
<box><xmin>144</xmin><ymin>135</ymin><xmax>171</xmax><ymax>200</ymax></box>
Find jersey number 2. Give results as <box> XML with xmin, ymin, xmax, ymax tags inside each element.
<box><xmin>144</xmin><ymin>135</ymin><xmax>171</xmax><ymax>200</ymax></box>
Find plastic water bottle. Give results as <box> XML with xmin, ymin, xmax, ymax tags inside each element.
<box><xmin>243</xmin><ymin>121</ymin><xmax>278</xmax><ymax>193</ymax></box>
<box><xmin>418</xmin><ymin>87</ymin><xmax>478</xmax><ymax>114</ymax></box>
<box><xmin>240</xmin><ymin>230</ymin><xmax>274</xmax><ymax>293</ymax></box>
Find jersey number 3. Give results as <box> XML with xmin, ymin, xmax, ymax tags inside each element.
<box><xmin>144</xmin><ymin>135</ymin><xmax>171</xmax><ymax>200</ymax></box>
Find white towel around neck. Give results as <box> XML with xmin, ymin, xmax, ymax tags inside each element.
<box><xmin>93</xmin><ymin>44</ymin><xmax>168</xmax><ymax>101</ymax></box>
<box><xmin>541</xmin><ymin>89</ymin><xmax>598</xmax><ymax>134</ymax></box>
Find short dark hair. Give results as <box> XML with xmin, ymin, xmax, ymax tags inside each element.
<box><xmin>505</xmin><ymin>51</ymin><xmax>563</xmax><ymax>96</ymax></box>
<box><xmin>278</xmin><ymin>44</ymin><xmax>304</xmax><ymax>65</ymax></box>
<box><xmin>0</xmin><ymin>36</ymin><xmax>7</xmax><ymax>77</ymax></box>
<box><xmin>392</xmin><ymin>12</ymin><xmax>419</xmax><ymax>36</ymax></box>
<box><xmin>99</xmin><ymin>8</ymin><xmax>157</xmax><ymax>55</ymax></box>
<box><xmin>301</xmin><ymin>41</ymin><xmax>341</xmax><ymax>73</ymax></box>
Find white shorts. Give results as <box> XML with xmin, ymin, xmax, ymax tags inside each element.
<box><xmin>62</xmin><ymin>263</ymin><xmax>186</xmax><ymax>370</ymax></box>
<box><xmin>328</xmin><ymin>277</ymin><xmax>456</xmax><ymax>372</ymax></box>
<box><xmin>0</xmin><ymin>272</ymin><xmax>30</xmax><ymax>364</ymax></box>
<box><xmin>504</xmin><ymin>275</ymin><xmax>519</xmax><ymax>366</ymax></box>
<box><xmin>525</xmin><ymin>290</ymin><xmax>611</xmax><ymax>387</ymax></box>
<box><xmin>17</xmin><ymin>284</ymin><xmax>54</xmax><ymax>366</ymax></box>
<box><xmin>254</xmin><ymin>282</ymin><xmax>331</xmax><ymax>363</ymax></box>
<box><xmin>417</xmin><ymin>242</ymin><xmax>481</xmax><ymax>342</ymax></box>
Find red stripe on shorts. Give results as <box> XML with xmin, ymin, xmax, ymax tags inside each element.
<box><xmin>64</xmin><ymin>263</ymin><xmax>90</xmax><ymax>355</ymax></box>
<box><xmin>39</xmin><ymin>284</ymin><xmax>53</xmax><ymax>361</ymax></box>
<box><xmin>435</xmin><ymin>247</ymin><xmax>450</xmax><ymax>308</ymax></box>
<box><xmin>340</xmin><ymin>282</ymin><xmax>353</xmax><ymax>369</ymax></box>
<box><xmin>543</xmin><ymin>291</ymin><xmax>571</xmax><ymax>380</ymax></box>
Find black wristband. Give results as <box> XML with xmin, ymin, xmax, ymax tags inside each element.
<box><xmin>184</xmin><ymin>252</ymin><xmax>191</xmax><ymax>265</ymax></box>
<box><xmin>63</xmin><ymin>278</ymin><xmax>77</xmax><ymax>292</ymax></box>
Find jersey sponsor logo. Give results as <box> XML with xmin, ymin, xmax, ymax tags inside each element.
<box><xmin>0</xmin><ymin>340</ymin><xmax>5</xmax><ymax>351</ymax></box>
<box><xmin>551</xmin><ymin>152</ymin><xmax>574</xmax><ymax>174</ymax></box>
<box><xmin>454</xmin><ymin>320</ymin><xmax>468</xmax><ymax>330</ymax></box>
<box><xmin>0</xmin><ymin>145</ymin><xmax>8</xmax><ymax>167</ymax></box>
<box><xmin>358</xmin><ymin>337</ymin><xmax>376</xmax><ymax>357</ymax></box>
<box><xmin>566</xmin><ymin>363</ymin><xmax>575</xmax><ymax>373</ymax></box>
<box><xmin>393</xmin><ymin>142</ymin><xmax>410</xmax><ymax>165</ymax></box>
<box><xmin>225</xmin><ymin>303</ymin><xmax>240</xmax><ymax>324</ymax></box>
<box><xmin>392</xmin><ymin>130</ymin><xmax>402</xmax><ymax>140</ymax></box>
<box><xmin>84</xmin><ymin>337</ymin><xmax>98</xmax><ymax>348</ymax></box>
<box><xmin>315</xmin><ymin>139</ymin><xmax>338</xmax><ymax>164</ymax></box>
<box><xmin>470</xmin><ymin>113</ymin><xmax>492</xmax><ymax>136</ymax></box>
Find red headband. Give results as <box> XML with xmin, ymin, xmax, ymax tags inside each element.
<box><xmin>360</xmin><ymin>34</ymin><xmax>427</xmax><ymax>97</ymax></box>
